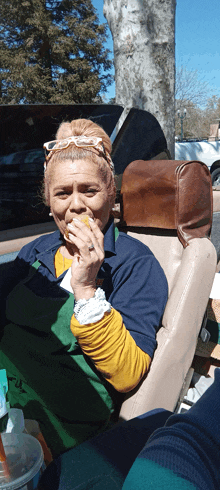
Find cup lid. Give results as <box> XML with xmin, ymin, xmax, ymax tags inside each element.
<box><xmin>0</xmin><ymin>433</ymin><xmax>43</xmax><ymax>489</ymax></box>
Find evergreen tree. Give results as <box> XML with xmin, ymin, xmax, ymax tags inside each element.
<box><xmin>0</xmin><ymin>0</ymin><xmax>112</xmax><ymax>103</ymax></box>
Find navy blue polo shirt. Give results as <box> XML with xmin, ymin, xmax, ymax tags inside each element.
<box><xmin>1</xmin><ymin>219</ymin><xmax>168</xmax><ymax>358</ymax></box>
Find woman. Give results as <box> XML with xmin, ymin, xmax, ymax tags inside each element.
<box><xmin>0</xmin><ymin>118</ymin><xmax>168</xmax><ymax>456</ymax></box>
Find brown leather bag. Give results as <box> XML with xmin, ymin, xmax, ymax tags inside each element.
<box><xmin>120</xmin><ymin>160</ymin><xmax>213</xmax><ymax>248</ymax></box>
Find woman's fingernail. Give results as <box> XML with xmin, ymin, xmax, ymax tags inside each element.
<box><xmin>68</xmin><ymin>223</ymin><xmax>74</xmax><ymax>230</ymax></box>
<box><xmin>68</xmin><ymin>233</ymin><xmax>75</xmax><ymax>240</ymax></box>
<box><xmin>73</xmin><ymin>218</ymin><xmax>79</xmax><ymax>223</ymax></box>
<box><xmin>89</xmin><ymin>217</ymin><xmax>94</xmax><ymax>222</ymax></box>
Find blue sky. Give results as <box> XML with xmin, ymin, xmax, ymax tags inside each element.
<box><xmin>92</xmin><ymin>0</ymin><xmax>220</xmax><ymax>101</ymax></box>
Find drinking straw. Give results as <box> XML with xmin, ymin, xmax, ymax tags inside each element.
<box><xmin>0</xmin><ymin>433</ymin><xmax>10</xmax><ymax>479</ymax></box>
<box><xmin>37</xmin><ymin>432</ymin><xmax>53</xmax><ymax>466</ymax></box>
<box><xmin>24</xmin><ymin>419</ymin><xmax>53</xmax><ymax>467</ymax></box>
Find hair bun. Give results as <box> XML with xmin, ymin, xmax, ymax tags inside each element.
<box><xmin>56</xmin><ymin>118</ymin><xmax>112</xmax><ymax>155</ymax></box>
<box><xmin>56</xmin><ymin>122</ymin><xmax>73</xmax><ymax>140</ymax></box>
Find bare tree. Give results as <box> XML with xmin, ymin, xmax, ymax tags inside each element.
<box><xmin>103</xmin><ymin>0</ymin><xmax>176</xmax><ymax>157</ymax></box>
<box><xmin>175</xmin><ymin>95</ymin><xmax>220</xmax><ymax>141</ymax></box>
<box><xmin>175</xmin><ymin>67</ymin><xmax>218</xmax><ymax>140</ymax></box>
<box><xmin>175</xmin><ymin>65</ymin><xmax>211</xmax><ymax>111</ymax></box>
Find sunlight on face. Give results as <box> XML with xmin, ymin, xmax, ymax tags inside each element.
<box><xmin>49</xmin><ymin>159</ymin><xmax>113</xmax><ymax>236</ymax></box>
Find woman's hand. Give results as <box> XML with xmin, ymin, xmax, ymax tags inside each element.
<box><xmin>66</xmin><ymin>218</ymin><xmax>104</xmax><ymax>301</ymax></box>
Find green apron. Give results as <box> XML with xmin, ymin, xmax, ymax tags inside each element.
<box><xmin>1</xmin><ymin>228</ymin><xmax>120</xmax><ymax>456</ymax></box>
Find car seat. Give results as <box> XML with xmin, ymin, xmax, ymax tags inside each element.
<box><xmin>118</xmin><ymin>159</ymin><xmax>217</xmax><ymax>419</ymax></box>
<box><xmin>211</xmin><ymin>187</ymin><xmax>220</xmax><ymax>266</ymax></box>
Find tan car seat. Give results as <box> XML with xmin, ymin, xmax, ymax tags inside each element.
<box><xmin>118</xmin><ymin>159</ymin><xmax>217</xmax><ymax>419</ymax></box>
<box><xmin>211</xmin><ymin>187</ymin><xmax>220</xmax><ymax>267</ymax></box>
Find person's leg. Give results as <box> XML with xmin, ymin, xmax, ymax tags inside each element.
<box><xmin>39</xmin><ymin>408</ymin><xmax>171</xmax><ymax>490</ymax></box>
<box><xmin>123</xmin><ymin>368</ymin><xmax>220</xmax><ymax>490</ymax></box>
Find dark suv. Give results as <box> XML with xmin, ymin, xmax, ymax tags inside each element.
<box><xmin>0</xmin><ymin>104</ymin><xmax>168</xmax><ymax>231</ymax></box>
<box><xmin>0</xmin><ymin>148</ymin><xmax>45</xmax><ymax>230</ymax></box>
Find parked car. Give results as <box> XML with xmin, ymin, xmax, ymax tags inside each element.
<box><xmin>175</xmin><ymin>140</ymin><xmax>220</xmax><ymax>185</ymax></box>
<box><xmin>0</xmin><ymin>148</ymin><xmax>46</xmax><ymax>230</ymax></box>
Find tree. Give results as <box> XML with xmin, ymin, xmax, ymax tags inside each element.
<box><xmin>175</xmin><ymin>98</ymin><xmax>220</xmax><ymax>141</ymax></box>
<box><xmin>175</xmin><ymin>102</ymin><xmax>205</xmax><ymax>140</ymax></box>
<box><xmin>175</xmin><ymin>66</ymin><xmax>220</xmax><ymax>140</ymax></box>
<box><xmin>103</xmin><ymin>0</ymin><xmax>176</xmax><ymax>157</ymax></box>
<box><xmin>175</xmin><ymin>65</ymin><xmax>211</xmax><ymax>139</ymax></box>
<box><xmin>0</xmin><ymin>0</ymin><xmax>113</xmax><ymax>104</ymax></box>
<box><xmin>175</xmin><ymin>65</ymin><xmax>211</xmax><ymax>111</ymax></box>
<box><xmin>202</xmin><ymin>96</ymin><xmax>220</xmax><ymax>137</ymax></box>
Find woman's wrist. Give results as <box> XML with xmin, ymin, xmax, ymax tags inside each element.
<box><xmin>71</xmin><ymin>285</ymin><xmax>96</xmax><ymax>302</ymax></box>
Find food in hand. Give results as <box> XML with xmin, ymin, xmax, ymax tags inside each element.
<box><xmin>79</xmin><ymin>215</ymin><xmax>90</xmax><ymax>228</ymax></box>
<box><xmin>65</xmin><ymin>215</ymin><xmax>90</xmax><ymax>239</ymax></box>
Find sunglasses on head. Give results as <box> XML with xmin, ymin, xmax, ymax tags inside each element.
<box><xmin>43</xmin><ymin>135</ymin><xmax>114</xmax><ymax>170</ymax></box>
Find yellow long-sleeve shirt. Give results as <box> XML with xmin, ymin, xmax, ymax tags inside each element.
<box><xmin>55</xmin><ymin>249</ymin><xmax>151</xmax><ymax>393</ymax></box>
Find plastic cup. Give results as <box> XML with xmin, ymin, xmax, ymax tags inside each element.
<box><xmin>0</xmin><ymin>433</ymin><xmax>44</xmax><ymax>489</ymax></box>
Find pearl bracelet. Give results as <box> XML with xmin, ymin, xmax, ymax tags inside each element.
<box><xmin>74</xmin><ymin>288</ymin><xmax>111</xmax><ymax>325</ymax></box>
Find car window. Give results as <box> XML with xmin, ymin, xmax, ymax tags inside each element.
<box><xmin>0</xmin><ymin>149</ymin><xmax>44</xmax><ymax>166</ymax></box>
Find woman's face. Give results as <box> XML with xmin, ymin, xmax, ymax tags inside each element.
<box><xmin>48</xmin><ymin>159</ymin><xmax>114</xmax><ymax>235</ymax></box>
